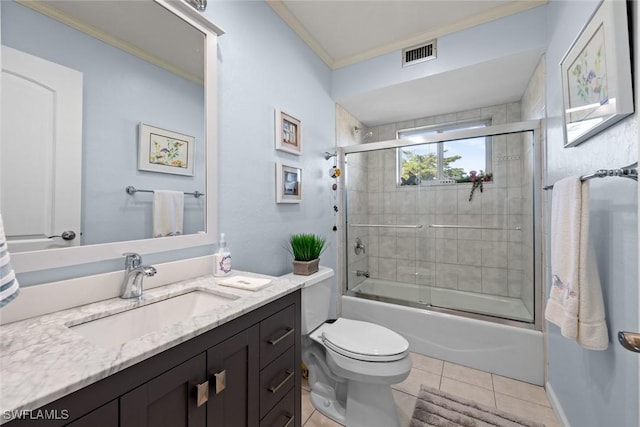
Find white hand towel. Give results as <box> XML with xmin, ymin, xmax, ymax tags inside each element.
<box><xmin>544</xmin><ymin>176</ymin><xmax>608</xmax><ymax>350</ymax></box>
<box><xmin>0</xmin><ymin>212</ymin><xmax>20</xmax><ymax>308</ymax></box>
<box><xmin>153</xmin><ymin>190</ymin><xmax>184</xmax><ymax>237</ymax></box>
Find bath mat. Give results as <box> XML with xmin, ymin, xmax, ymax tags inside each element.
<box><xmin>410</xmin><ymin>385</ymin><xmax>545</xmax><ymax>427</ymax></box>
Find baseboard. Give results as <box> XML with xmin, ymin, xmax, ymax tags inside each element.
<box><xmin>545</xmin><ymin>381</ymin><xmax>570</xmax><ymax>427</ymax></box>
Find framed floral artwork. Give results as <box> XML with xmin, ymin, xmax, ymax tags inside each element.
<box><xmin>275</xmin><ymin>109</ymin><xmax>301</xmax><ymax>155</ymax></box>
<box><xmin>138</xmin><ymin>123</ymin><xmax>195</xmax><ymax>176</ymax></box>
<box><xmin>276</xmin><ymin>161</ymin><xmax>302</xmax><ymax>203</ymax></box>
<box><xmin>560</xmin><ymin>0</ymin><xmax>633</xmax><ymax>147</ymax></box>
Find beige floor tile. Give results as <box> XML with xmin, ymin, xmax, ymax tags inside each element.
<box><xmin>442</xmin><ymin>361</ymin><xmax>493</xmax><ymax>390</ymax></box>
<box><xmin>392</xmin><ymin>367</ymin><xmax>441</xmax><ymax>396</ymax></box>
<box><xmin>495</xmin><ymin>392</ymin><xmax>561</xmax><ymax>427</ymax></box>
<box><xmin>492</xmin><ymin>374</ymin><xmax>551</xmax><ymax>407</ymax></box>
<box><xmin>410</xmin><ymin>352</ymin><xmax>444</xmax><ymax>375</ymax></box>
<box><xmin>303</xmin><ymin>410</ymin><xmax>343</xmax><ymax>427</ymax></box>
<box><xmin>440</xmin><ymin>377</ymin><xmax>496</xmax><ymax>408</ymax></box>
<box><xmin>392</xmin><ymin>389</ymin><xmax>418</xmax><ymax>427</ymax></box>
<box><xmin>301</xmin><ymin>389</ymin><xmax>315</xmax><ymax>425</ymax></box>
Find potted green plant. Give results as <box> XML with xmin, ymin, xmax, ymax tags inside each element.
<box><xmin>288</xmin><ymin>233</ymin><xmax>326</xmax><ymax>275</ymax></box>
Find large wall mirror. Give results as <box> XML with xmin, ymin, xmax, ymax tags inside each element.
<box><xmin>1</xmin><ymin>0</ymin><xmax>223</xmax><ymax>273</ymax></box>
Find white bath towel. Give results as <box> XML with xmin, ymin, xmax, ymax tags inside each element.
<box><xmin>0</xmin><ymin>212</ymin><xmax>19</xmax><ymax>308</ymax></box>
<box><xmin>153</xmin><ymin>190</ymin><xmax>184</xmax><ymax>237</ymax></box>
<box><xmin>544</xmin><ymin>177</ymin><xmax>608</xmax><ymax>350</ymax></box>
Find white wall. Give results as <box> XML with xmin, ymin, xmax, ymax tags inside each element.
<box><xmin>545</xmin><ymin>1</ymin><xmax>638</xmax><ymax>426</ymax></box>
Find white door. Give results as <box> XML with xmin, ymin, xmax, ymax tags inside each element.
<box><xmin>1</xmin><ymin>46</ymin><xmax>83</xmax><ymax>252</ymax></box>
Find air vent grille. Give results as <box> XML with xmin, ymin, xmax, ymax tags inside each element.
<box><xmin>402</xmin><ymin>40</ymin><xmax>437</xmax><ymax>67</ymax></box>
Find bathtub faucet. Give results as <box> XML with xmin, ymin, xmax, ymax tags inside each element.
<box><xmin>356</xmin><ymin>270</ymin><xmax>370</xmax><ymax>278</ymax></box>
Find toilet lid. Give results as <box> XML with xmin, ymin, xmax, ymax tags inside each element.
<box><xmin>320</xmin><ymin>318</ymin><xmax>409</xmax><ymax>362</ymax></box>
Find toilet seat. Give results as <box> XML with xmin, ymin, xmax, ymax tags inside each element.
<box><xmin>312</xmin><ymin>318</ymin><xmax>409</xmax><ymax>362</ymax></box>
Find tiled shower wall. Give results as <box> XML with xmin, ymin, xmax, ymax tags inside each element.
<box><xmin>346</xmin><ymin>102</ymin><xmax>538</xmax><ymax>316</ymax></box>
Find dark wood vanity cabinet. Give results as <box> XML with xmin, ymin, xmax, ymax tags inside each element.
<box><xmin>5</xmin><ymin>291</ymin><xmax>301</xmax><ymax>427</ymax></box>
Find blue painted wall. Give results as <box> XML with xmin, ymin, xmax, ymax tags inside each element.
<box><xmin>332</xmin><ymin>6</ymin><xmax>547</xmax><ymax>103</ymax></box>
<box><xmin>544</xmin><ymin>1</ymin><xmax>638</xmax><ymax>426</ymax></box>
<box><xmin>203</xmin><ymin>1</ymin><xmax>336</xmax><ymax>278</ymax></box>
<box><xmin>7</xmin><ymin>0</ymin><xmax>337</xmax><ymax>288</ymax></box>
<box><xmin>2</xmin><ymin>0</ymin><xmax>206</xmax><ymax>245</ymax></box>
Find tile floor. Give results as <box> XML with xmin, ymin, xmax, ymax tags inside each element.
<box><xmin>301</xmin><ymin>352</ymin><xmax>561</xmax><ymax>427</ymax></box>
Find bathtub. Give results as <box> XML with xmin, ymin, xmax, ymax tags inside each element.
<box><xmin>341</xmin><ymin>295</ymin><xmax>544</xmax><ymax>385</ymax></box>
<box><xmin>349</xmin><ymin>278</ymin><xmax>533</xmax><ymax>322</ymax></box>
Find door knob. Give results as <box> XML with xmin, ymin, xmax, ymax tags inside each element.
<box><xmin>618</xmin><ymin>331</ymin><xmax>640</xmax><ymax>353</ymax></box>
<box><xmin>48</xmin><ymin>230</ymin><xmax>76</xmax><ymax>240</ymax></box>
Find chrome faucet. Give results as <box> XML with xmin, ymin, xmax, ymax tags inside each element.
<box><xmin>356</xmin><ymin>270</ymin><xmax>370</xmax><ymax>278</ymax></box>
<box><xmin>121</xmin><ymin>252</ymin><xmax>157</xmax><ymax>300</ymax></box>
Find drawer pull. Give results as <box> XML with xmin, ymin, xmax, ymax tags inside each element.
<box><xmin>268</xmin><ymin>369</ymin><xmax>293</xmax><ymax>393</ymax></box>
<box><xmin>194</xmin><ymin>381</ymin><xmax>209</xmax><ymax>407</ymax></box>
<box><xmin>267</xmin><ymin>327</ymin><xmax>294</xmax><ymax>345</ymax></box>
<box><xmin>283</xmin><ymin>415</ymin><xmax>294</xmax><ymax>427</ymax></box>
<box><xmin>212</xmin><ymin>370</ymin><xmax>226</xmax><ymax>394</ymax></box>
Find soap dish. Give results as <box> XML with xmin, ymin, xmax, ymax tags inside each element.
<box><xmin>218</xmin><ymin>276</ymin><xmax>272</xmax><ymax>291</ymax></box>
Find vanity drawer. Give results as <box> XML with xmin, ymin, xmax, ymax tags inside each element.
<box><xmin>260</xmin><ymin>388</ymin><xmax>295</xmax><ymax>427</ymax></box>
<box><xmin>260</xmin><ymin>346</ymin><xmax>295</xmax><ymax>418</ymax></box>
<box><xmin>260</xmin><ymin>304</ymin><xmax>295</xmax><ymax>368</ymax></box>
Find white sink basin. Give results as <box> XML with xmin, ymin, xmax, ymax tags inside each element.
<box><xmin>70</xmin><ymin>291</ymin><xmax>238</xmax><ymax>348</ymax></box>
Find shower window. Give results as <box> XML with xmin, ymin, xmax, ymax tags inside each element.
<box><xmin>397</xmin><ymin>120</ymin><xmax>492</xmax><ymax>186</ymax></box>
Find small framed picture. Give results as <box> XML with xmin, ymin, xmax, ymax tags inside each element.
<box><xmin>138</xmin><ymin>123</ymin><xmax>195</xmax><ymax>176</ymax></box>
<box><xmin>275</xmin><ymin>109</ymin><xmax>301</xmax><ymax>155</ymax></box>
<box><xmin>560</xmin><ymin>0</ymin><xmax>633</xmax><ymax>147</ymax></box>
<box><xmin>276</xmin><ymin>161</ymin><xmax>302</xmax><ymax>203</ymax></box>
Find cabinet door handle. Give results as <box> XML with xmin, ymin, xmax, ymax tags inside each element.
<box><xmin>267</xmin><ymin>327</ymin><xmax>294</xmax><ymax>345</ymax></box>
<box><xmin>211</xmin><ymin>370</ymin><xmax>226</xmax><ymax>394</ymax></box>
<box><xmin>282</xmin><ymin>415</ymin><xmax>294</xmax><ymax>427</ymax></box>
<box><xmin>268</xmin><ymin>369</ymin><xmax>293</xmax><ymax>393</ymax></box>
<box><xmin>193</xmin><ymin>381</ymin><xmax>209</xmax><ymax>407</ymax></box>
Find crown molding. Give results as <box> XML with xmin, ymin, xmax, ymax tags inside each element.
<box><xmin>16</xmin><ymin>0</ymin><xmax>204</xmax><ymax>85</ymax></box>
<box><xmin>268</xmin><ymin>0</ymin><xmax>547</xmax><ymax>70</ymax></box>
<box><xmin>266</xmin><ymin>0</ymin><xmax>335</xmax><ymax>68</ymax></box>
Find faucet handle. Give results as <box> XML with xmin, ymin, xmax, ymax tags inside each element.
<box><xmin>123</xmin><ymin>252</ymin><xmax>142</xmax><ymax>269</ymax></box>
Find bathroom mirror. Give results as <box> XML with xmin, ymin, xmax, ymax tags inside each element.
<box><xmin>1</xmin><ymin>0</ymin><xmax>223</xmax><ymax>272</ymax></box>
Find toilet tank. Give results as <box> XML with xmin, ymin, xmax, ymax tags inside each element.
<box><xmin>296</xmin><ymin>267</ymin><xmax>334</xmax><ymax>334</ymax></box>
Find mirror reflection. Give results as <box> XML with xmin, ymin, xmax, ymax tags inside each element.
<box><xmin>1</xmin><ymin>0</ymin><xmax>206</xmax><ymax>253</ymax></box>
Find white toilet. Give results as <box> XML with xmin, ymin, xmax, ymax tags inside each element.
<box><xmin>295</xmin><ymin>267</ymin><xmax>411</xmax><ymax>427</ymax></box>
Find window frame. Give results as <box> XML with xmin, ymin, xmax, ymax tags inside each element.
<box><xmin>396</xmin><ymin>119</ymin><xmax>492</xmax><ymax>186</ymax></box>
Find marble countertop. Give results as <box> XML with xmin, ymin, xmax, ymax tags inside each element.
<box><xmin>0</xmin><ymin>271</ymin><xmax>304</xmax><ymax>421</ymax></box>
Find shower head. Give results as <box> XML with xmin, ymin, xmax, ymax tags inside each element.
<box><xmin>324</xmin><ymin>151</ymin><xmax>337</xmax><ymax>160</ymax></box>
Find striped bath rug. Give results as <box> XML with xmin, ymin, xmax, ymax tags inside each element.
<box><xmin>410</xmin><ymin>385</ymin><xmax>545</xmax><ymax>427</ymax></box>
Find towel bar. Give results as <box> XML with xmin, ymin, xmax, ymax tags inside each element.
<box><xmin>429</xmin><ymin>224</ymin><xmax>522</xmax><ymax>230</ymax></box>
<box><xmin>544</xmin><ymin>162</ymin><xmax>637</xmax><ymax>190</ymax></box>
<box><xmin>125</xmin><ymin>186</ymin><xmax>205</xmax><ymax>198</ymax></box>
<box><xmin>350</xmin><ymin>224</ymin><xmax>423</xmax><ymax>229</ymax></box>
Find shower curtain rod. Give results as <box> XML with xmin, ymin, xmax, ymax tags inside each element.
<box><xmin>544</xmin><ymin>162</ymin><xmax>637</xmax><ymax>190</ymax></box>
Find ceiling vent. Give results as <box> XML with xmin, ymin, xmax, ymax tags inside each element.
<box><xmin>402</xmin><ymin>40</ymin><xmax>437</xmax><ymax>67</ymax></box>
